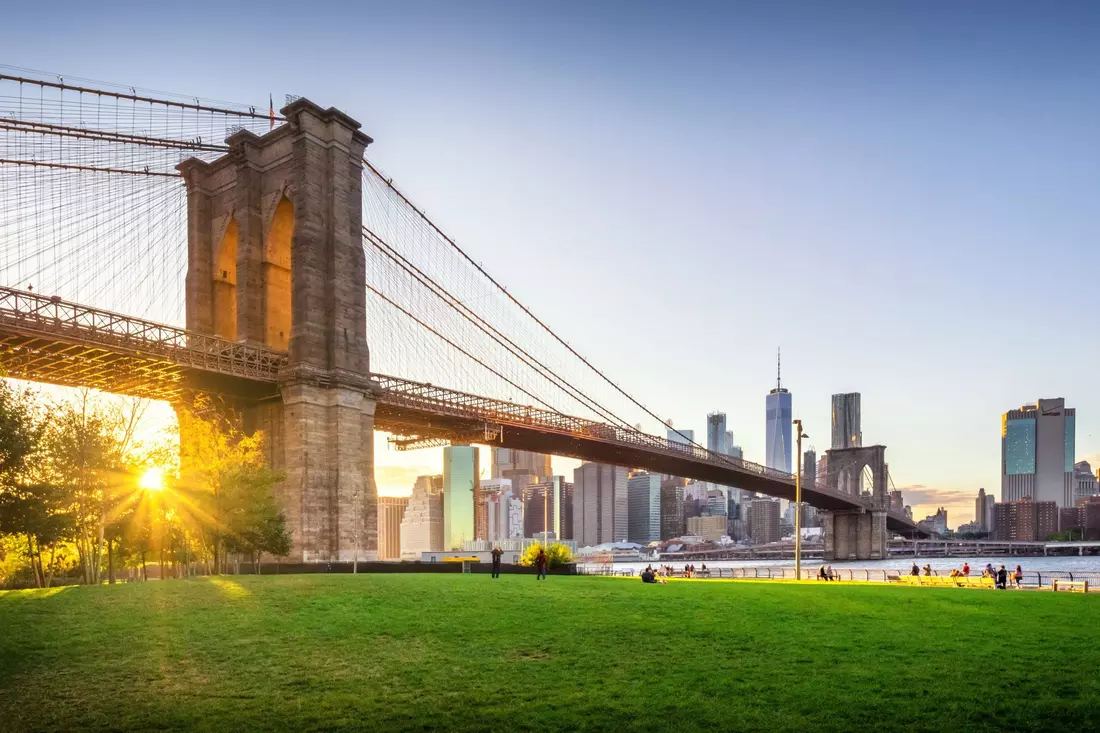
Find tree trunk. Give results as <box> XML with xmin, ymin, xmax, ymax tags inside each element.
<box><xmin>92</xmin><ymin>509</ymin><xmax>105</xmax><ymax>585</ymax></box>
<box><xmin>107</xmin><ymin>536</ymin><xmax>115</xmax><ymax>584</ymax></box>
<box><xmin>45</xmin><ymin>544</ymin><xmax>57</xmax><ymax>588</ymax></box>
<box><xmin>26</xmin><ymin>535</ymin><xmax>43</xmax><ymax>588</ymax></box>
<box><xmin>141</xmin><ymin>551</ymin><xmax>147</xmax><ymax>581</ymax></box>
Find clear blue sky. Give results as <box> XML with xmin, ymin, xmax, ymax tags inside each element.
<box><xmin>8</xmin><ymin>1</ymin><xmax>1100</xmax><ymax>523</ymax></box>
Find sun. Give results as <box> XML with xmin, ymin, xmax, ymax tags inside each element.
<box><xmin>140</xmin><ymin>467</ymin><xmax>165</xmax><ymax>492</ymax></box>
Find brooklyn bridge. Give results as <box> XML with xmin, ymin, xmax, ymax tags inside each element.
<box><xmin>0</xmin><ymin>71</ymin><xmax>928</xmax><ymax>562</ymax></box>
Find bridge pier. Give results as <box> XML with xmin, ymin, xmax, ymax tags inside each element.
<box><xmin>179</xmin><ymin>99</ymin><xmax>377</xmax><ymax>562</ymax></box>
<box><xmin>821</xmin><ymin>510</ymin><xmax>887</xmax><ymax>561</ymax></box>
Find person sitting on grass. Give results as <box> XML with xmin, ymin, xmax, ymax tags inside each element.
<box><xmin>641</xmin><ymin>568</ymin><xmax>658</xmax><ymax>583</ymax></box>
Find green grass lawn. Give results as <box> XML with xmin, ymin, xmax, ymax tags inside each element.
<box><xmin>1</xmin><ymin>574</ymin><xmax>1098</xmax><ymax>732</ymax></box>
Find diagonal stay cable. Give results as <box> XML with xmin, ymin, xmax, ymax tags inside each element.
<box><xmin>363</xmin><ymin>225</ymin><xmax>635</xmax><ymax>430</ymax></box>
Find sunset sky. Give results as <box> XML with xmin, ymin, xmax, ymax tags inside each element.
<box><xmin>6</xmin><ymin>1</ymin><xmax>1100</xmax><ymax>525</ymax></box>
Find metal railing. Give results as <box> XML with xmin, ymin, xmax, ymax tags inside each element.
<box><xmin>0</xmin><ymin>286</ymin><xmax>287</xmax><ymax>382</ymax></box>
<box><xmin>0</xmin><ymin>287</ymin><xmax>921</xmax><ymax>533</ymax></box>
<box><xmin>373</xmin><ymin>373</ymin><xmax>871</xmax><ymax>502</ymax></box>
<box><xmin>577</xmin><ymin>564</ymin><xmax>1100</xmax><ymax>588</ymax></box>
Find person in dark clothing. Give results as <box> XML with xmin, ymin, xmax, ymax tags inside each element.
<box><xmin>641</xmin><ymin>569</ymin><xmax>657</xmax><ymax>583</ymax></box>
<box><xmin>996</xmin><ymin>564</ymin><xmax>1008</xmax><ymax>589</ymax></box>
<box><xmin>535</xmin><ymin>549</ymin><xmax>548</xmax><ymax>580</ymax></box>
<box><xmin>490</xmin><ymin>546</ymin><xmax>503</xmax><ymax>579</ymax></box>
<box><xmin>911</xmin><ymin>562</ymin><xmax>920</xmax><ymax>577</ymax></box>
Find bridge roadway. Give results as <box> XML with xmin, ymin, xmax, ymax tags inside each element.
<box><xmin>0</xmin><ymin>286</ymin><xmax>927</xmax><ymax>536</ymax></box>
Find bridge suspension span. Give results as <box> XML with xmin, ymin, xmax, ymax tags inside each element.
<box><xmin>0</xmin><ymin>67</ymin><xmax>928</xmax><ymax>561</ymax></box>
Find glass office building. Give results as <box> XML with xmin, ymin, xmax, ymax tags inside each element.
<box><xmin>766</xmin><ymin>388</ymin><xmax>792</xmax><ymax>473</ymax></box>
<box><xmin>443</xmin><ymin>444</ymin><xmax>480</xmax><ymax>550</ymax></box>
<box><xmin>1001</xmin><ymin>398</ymin><xmax>1075</xmax><ymax>508</ymax></box>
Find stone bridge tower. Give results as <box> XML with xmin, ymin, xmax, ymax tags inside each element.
<box><xmin>177</xmin><ymin>99</ymin><xmax>377</xmax><ymax>562</ymax></box>
<box><xmin>820</xmin><ymin>445</ymin><xmax>888</xmax><ymax>560</ymax></box>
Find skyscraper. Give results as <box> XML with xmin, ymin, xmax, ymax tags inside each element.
<box><xmin>1001</xmin><ymin>398</ymin><xmax>1075</xmax><ymax>508</ymax></box>
<box><xmin>377</xmin><ymin>496</ymin><xmax>409</xmax><ymax>561</ymax></box>
<box><xmin>443</xmin><ymin>445</ymin><xmax>480</xmax><ymax>550</ymax></box>
<box><xmin>766</xmin><ymin>349</ymin><xmax>792</xmax><ymax>473</ymax></box>
<box><xmin>666</xmin><ymin>424</ymin><xmax>695</xmax><ymax>447</ymax></box>
<box><xmin>491</xmin><ymin>447</ymin><xmax>552</xmax><ymax>483</ymax></box>
<box><xmin>626</xmin><ymin>472</ymin><xmax>661</xmax><ymax>544</ymax></box>
<box><xmin>400</xmin><ymin>475</ymin><xmax>444</xmax><ymax>559</ymax></box>
<box><xmin>975</xmin><ymin>487</ymin><xmax>994</xmax><ymax>533</ymax></box>
<box><xmin>707</xmin><ymin>412</ymin><xmax>729</xmax><ymax>455</ymax></box>
<box><xmin>481</xmin><ymin>478</ymin><xmax>521</xmax><ymax>542</ymax></box>
<box><xmin>831</xmin><ymin>393</ymin><xmax>862</xmax><ymax>449</ymax></box>
<box><xmin>750</xmin><ymin>497</ymin><xmax>780</xmax><ymax>544</ymax></box>
<box><xmin>523</xmin><ymin>476</ymin><xmax>574</xmax><ymax>540</ymax></box>
<box><xmin>659</xmin><ymin>477</ymin><xmax>685</xmax><ymax>540</ymax></box>
<box><xmin>572</xmin><ymin>462</ymin><xmax>628</xmax><ymax>546</ymax></box>
<box><xmin>803</xmin><ymin>449</ymin><xmax>817</xmax><ymax>486</ymax></box>
<box><xmin>1074</xmin><ymin>461</ymin><xmax>1097</xmax><ymax>501</ymax></box>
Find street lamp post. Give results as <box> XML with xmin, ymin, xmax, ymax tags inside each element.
<box><xmin>793</xmin><ymin>419</ymin><xmax>809</xmax><ymax>581</ymax></box>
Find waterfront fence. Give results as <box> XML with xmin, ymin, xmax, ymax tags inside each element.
<box><xmin>576</xmin><ymin>564</ymin><xmax>1100</xmax><ymax>588</ymax></box>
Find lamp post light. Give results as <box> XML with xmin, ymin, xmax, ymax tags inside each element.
<box><xmin>793</xmin><ymin>419</ymin><xmax>809</xmax><ymax>581</ymax></box>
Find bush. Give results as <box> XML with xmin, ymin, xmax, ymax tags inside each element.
<box><xmin>519</xmin><ymin>542</ymin><xmax>573</xmax><ymax>569</ymax></box>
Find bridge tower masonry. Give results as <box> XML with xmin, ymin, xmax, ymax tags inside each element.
<box><xmin>177</xmin><ymin>99</ymin><xmax>377</xmax><ymax>562</ymax></box>
<box><xmin>820</xmin><ymin>445</ymin><xmax>889</xmax><ymax>561</ymax></box>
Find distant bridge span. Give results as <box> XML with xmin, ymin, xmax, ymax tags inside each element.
<box><xmin>0</xmin><ymin>285</ymin><xmax>927</xmax><ymax>537</ymax></box>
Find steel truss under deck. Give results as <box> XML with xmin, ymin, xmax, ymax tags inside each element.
<box><xmin>0</xmin><ymin>286</ymin><xmax>925</xmax><ymax>534</ymax></box>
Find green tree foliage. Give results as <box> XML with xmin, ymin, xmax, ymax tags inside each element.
<box><xmin>38</xmin><ymin>390</ymin><xmax>149</xmax><ymax>585</ymax></box>
<box><xmin>0</xmin><ymin>381</ymin><xmax>67</xmax><ymax>588</ymax></box>
<box><xmin>519</xmin><ymin>541</ymin><xmax>573</xmax><ymax>569</ymax></box>
<box><xmin>176</xmin><ymin>399</ymin><xmax>289</xmax><ymax>574</ymax></box>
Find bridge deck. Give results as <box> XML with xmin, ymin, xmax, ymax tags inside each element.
<box><xmin>0</xmin><ymin>286</ymin><xmax>925</xmax><ymax>535</ymax></box>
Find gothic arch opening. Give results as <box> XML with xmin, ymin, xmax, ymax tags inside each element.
<box><xmin>213</xmin><ymin>219</ymin><xmax>238</xmax><ymax>340</ymax></box>
<box><xmin>859</xmin><ymin>464</ymin><xmax>876</xmax><ymax>500</ymax></box>
<box><xmin>264</xmin><ymin>196</ymin><xmax>294</xmax><ymax>350</ymax></box>
<box><xmin>837</xmin><ymin>466</ymin><xmax>857</xmax><ymax>497</ymax></box>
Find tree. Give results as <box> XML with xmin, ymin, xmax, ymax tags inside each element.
<box><xmin>0</xmin><ymin>483</ymin><xmax>73</xmax><ymax>587</ymax></box>
<box><xmin>39</xmin><ymin>391</ymin><xmax>147</xmax><ymax>585</ymax></box>
<box><xmin>176</xmin><ymin>399</ymin><xmax>288</xmax><ymax>574</ymax></box>
<box><xmin>0</xmin><ymin>381</ymin><xmax>57</xmax><ymax>587</ymax></box>
<box><xmin>519</xmin><ymin>542</ymin><xmax>573</xmax><ymax>569</ymax></box>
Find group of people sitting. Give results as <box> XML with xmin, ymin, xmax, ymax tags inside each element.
<box><xmin>910</xmin><ymin>561</ymin><xmax>1024</xmax><ymax>589</ymax></box>
<box><xmin>817</xmin><ymin>565</ymin><xmax>838</xmax><ymax>581</ymax></box>
<box><xmin>640</xmin><ymin>563</ymin><xmax>711</xmax><ymax>583</ymax></box>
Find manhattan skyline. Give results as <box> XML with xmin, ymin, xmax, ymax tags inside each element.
<box><xmin>5</xmin><ymin>1</ymin><xmax>1099</xmax><ymax>525</ymax></box>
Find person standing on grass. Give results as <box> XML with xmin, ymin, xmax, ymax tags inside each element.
<box><xmin>535</xmin><ymin>548</ymin><xmax>548</xmax><ymax>580</ymax></box>
<box><xmin>911</xmin><ymin>562</ymin><xmax>920</xmax><ymax>577</ymax></box>
<box><xmin>491</xmin><ymin>546</ymin><xmax>503</xmax><ymax>579</ymax></box>
<box><xmin>1014</xmin><ymin>565</ymin><xmax>1023</xmax><ymax>589</ymax></box>
<box><xmin>962</xmin><ymin>562</ymin><xmax>970</xmax><ymax>577</ymax></box>
<box><xmin>996</xmin><ymin>564</ymin><xmax>1008</xmax><ymax>589</ymax></box>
